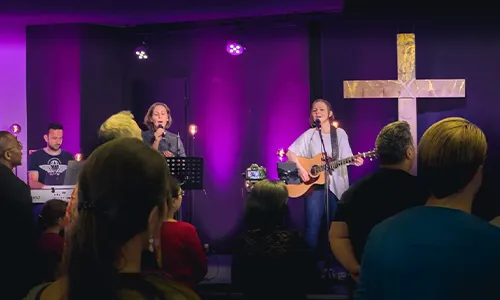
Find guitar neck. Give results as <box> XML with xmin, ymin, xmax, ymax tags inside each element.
<box><xmin>318</xmin><ymin>155</ymin><xmax>356</xmax><ymax>172</ymax></box>
<box><xmin>330</xmin><ymin>155</ymin><xmax>357</xmax><ymax>169</ymax></box>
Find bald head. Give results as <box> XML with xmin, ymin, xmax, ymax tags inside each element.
<box><xmin>0</xmin><ymin>131</ymin><xmax>14</xmax><ymax>153</ymax></box>
<box><xmin>0</xmin><ymin>131</ymin><xmax>22</xmax><ymax>168</ymax></box>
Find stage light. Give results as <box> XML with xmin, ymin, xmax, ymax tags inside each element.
<box><xmin>135</xmin><ymin>43</ymin><xmax>148</xmax><ymax>60</ymax></box>
<box><xmin>332</xmin><ymin>120</ymin><xmax>339</xmax><ymax>128</ymax></box>
<box><xmin>276</xmin><ymin>148</ymin><xmax>287</xmax><ymax>162</ymax></box>
<box><xmin>75</xmin><ymin>153</ymin><xmax>83</xmax><ymax>162</ymax></box>
<box><xmin>9</xmin><ymin>124</ymin><xmax>21</xmax><ymax>136</ymax></box>
<box><xmin>226</xmin><ymin>41</ymin><xmax>245</xmax><ymax>56</ymax></box>
<box><xmin>189</xmin><ymin>124</ymin><xmax>198</xmax><ymax>137</ymax></box>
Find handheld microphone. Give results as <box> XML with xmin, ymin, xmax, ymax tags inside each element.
<box><xmin>157</xmin><ymin>124</ymin><xmax>166</xmax><ymax>138</ymax></box>
<box><xmin>314</xmin><ymin>119</ymin><xmax>321</xmax><ymax>129</ymax></box>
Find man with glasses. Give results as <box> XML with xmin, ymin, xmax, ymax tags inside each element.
<box><xmin>0</xmin><ymin>131</ymin><xmax>37</xmax><ymax>299</ymax></box>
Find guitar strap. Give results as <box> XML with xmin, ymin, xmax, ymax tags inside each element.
<box><xmin>330</xmin><ymin>125</ymin><xmax>339</xmax><ymax>161</ymax></box>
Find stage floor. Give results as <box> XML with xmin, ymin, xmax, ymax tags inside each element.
<box><xmin>198</xmin><ymin>255</ymin><xmax>350</xmax><ymax>300</ymax></box>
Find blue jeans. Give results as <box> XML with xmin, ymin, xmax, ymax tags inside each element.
<box><xmin>304</xmin><ymin>188</ymin><xmax>338</xmax><ymax>251</ymax></box>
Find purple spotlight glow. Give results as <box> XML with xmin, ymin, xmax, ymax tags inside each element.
<box><xmin>226</xmin><ymin>42</ymin><xmax>245</xmax><ymax>56</ymax></box>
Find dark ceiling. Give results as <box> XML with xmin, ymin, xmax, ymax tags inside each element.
<box><xmin>0</xmin><ymin>0</ymin><xmax>343</xmax><ymax>25</ymax></box>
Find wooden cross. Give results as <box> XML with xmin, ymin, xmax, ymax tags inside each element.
<box><xmin>343</xmin><ymin>33</ymin><xmax>466</xmax><ymax>174</ymax></box>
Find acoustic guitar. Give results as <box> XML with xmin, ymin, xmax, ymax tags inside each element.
<box><xmin>286</xmin><ymin>149</ymin><xmax>378</xmax><ymax>198</ymax></box>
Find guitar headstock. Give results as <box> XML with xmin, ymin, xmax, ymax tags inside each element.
<box><xmin>357</xmin><ymin>149</ymin><xmax>378</xmax><ymax>161</ymax></box>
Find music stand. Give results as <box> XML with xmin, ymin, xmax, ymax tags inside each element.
<box><xmin>165</xmin><ymin>157</ymin><xmax>204</xmax><ymax>222</ymax></box>
<box><xmin>165</xmin><ymin>157</ymin><xmax>204</xmax><ymax>190</ymax></box>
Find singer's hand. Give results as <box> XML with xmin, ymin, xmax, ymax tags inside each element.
<box><xmin>298</xmin><ymin>167</ymin><xmax>310</xmax><ymax>182</ymax></box>
<box><xmin>154</xmin><ymin>128</ymin><xmax>165</xmax><ymax>141</ymax></box>
<box><xmin>163</xmin><ymin>151</ymin><xmax>174</xmax><ymax>157</ymax></box>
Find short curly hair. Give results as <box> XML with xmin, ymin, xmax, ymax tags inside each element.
<box><xmin>375</xmin><ymin>121</ymin><xmax>413</xmax><ymax>165</ymax></box>
<box><xmin>98</xmin><ymin>111</ymin><xmax>142</xmax><ymax>142</ymax></box>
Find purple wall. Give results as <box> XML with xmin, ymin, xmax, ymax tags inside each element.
<box><xmin>79</xmin><ymin>25</ymin><xmax>127</xmax><ymax>156</ymax></box>
<box><xmin>26</xmin><ymin>25</ymin><xmax>81</xmax><ymax>155</ymax></box>
<box><xmin>0</xmin><ymin>23</ymin><xmax>28</xmax><ymax>181</ymax></box>
<box><xmin>126</xmin><ymin>24</ymin><xmax>310</xmax><ymax>243</ymax></box>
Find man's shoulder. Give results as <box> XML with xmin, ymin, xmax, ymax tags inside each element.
<box><xmin>29</xmin><ymin>148</ymin><xmax>45</xmax><ymax>158</ymax></box>
<box><xmin>60</xmin><ymin>150</ymin><xmax>74</xmax><ymax>159</ymax></box>
<box><xmin>371</xmin><ymin>207</ymin><xmax>416</xmax><ymax>233</ymax></box>
<box><xmin>0</xmin><ymin>165</ymin><xmax>30</xmax><ymax>194</ymax></box>
<box><xmin>340</xmin><ymin>173</ymin><xmax>376</xmax><ymax>203</ymax></box>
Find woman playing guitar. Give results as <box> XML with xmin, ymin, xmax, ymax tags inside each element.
<box><xmin>286</xmin><ymin>99</ymin><xmax>363</xmax><ymax>251</ymax></box>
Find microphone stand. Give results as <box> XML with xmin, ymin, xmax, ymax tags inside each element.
<box><xmin>176</xmin><ymin>133</ymin><xmax>180</xmax><ymax>157</ymax></box>
<box><xmin>316</xmin><ymin>121</ymin><xmax>335</xmax><ymax>280</ymax></box>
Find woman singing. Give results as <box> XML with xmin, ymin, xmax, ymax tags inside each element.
<box><xmin>143</xmin><ymin>102</ymin><xmax>186</xmax><ymax>157</ymax></box>
<box><xmin>286</xmin><ymin>99</ymin><xmax>363</xmax><ymax>251</ymax></box>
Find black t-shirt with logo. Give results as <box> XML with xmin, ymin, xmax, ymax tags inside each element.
<box><xmin>28</xmin><ymin>149</ymin><xmax>74</xmax><ymax>185</ymax></box>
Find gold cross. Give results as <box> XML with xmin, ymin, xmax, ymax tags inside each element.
<box><xmin>343</xmin><ymin>33</ymin><xmax>466</xmax><ymax>174</ymax></box>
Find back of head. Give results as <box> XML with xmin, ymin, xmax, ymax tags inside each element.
<box><xmin>244</xmin><ymin>180</ymin><xmax>289</xmax><ymax>230</ymax></box>
<box><xmin>0</xmin><ymin>131</ymin><xmax>13</xmax><ymax>155</ymax></box>
<box><xmin>98</xmin><ymin>111</ymin><xmax>142</xmax><ymax>143</ymax></box>
<box><xmin>375</xmin><ymin>121</ymin><xmax>414</xmax><ymax>166</ymax></box>
<box><xmin>39</xmin><ymin>199</ymin><xmax>68</xmax><ymax>230</ymax></box>
<box><xmin>418</xmin><ymin>117</ymin><xmax>487</xmax><ymax>199</ymax></box>
<box><xmin>67</xmin><ymin>138</ymin><xmax>170</xmax><ymax>300</ymax></box>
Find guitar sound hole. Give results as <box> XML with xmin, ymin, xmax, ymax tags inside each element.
<box><xmin>310</xmin><ymin>165</ymin><xmax>320</xmax><ymax>177</ymax></box>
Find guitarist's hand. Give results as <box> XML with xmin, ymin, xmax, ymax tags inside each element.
<box><xmin>298</xmin><ymin>167</ymin><xmax>310</xmax><ymax>182</ymax></box>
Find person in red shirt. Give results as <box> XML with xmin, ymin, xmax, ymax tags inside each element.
<box><xmin>159</xmin><ymin>182</ymin><xmax>207</xmax><ymax>289</ymax></box>
<box><xmin>37</xmin><ymin>199</ymin><xmax>67</xmax><ymax>281</ymax></box>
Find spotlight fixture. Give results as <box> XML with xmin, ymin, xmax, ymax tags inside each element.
<box><xmin>226</xmin><ymin>41</ymin><xmax>245</xmax><ymax>56</ymax></box>
<box><xmin>135</xmin><ymin>42</ymin><xmax>148</xmax><ymax>60</ymax></box>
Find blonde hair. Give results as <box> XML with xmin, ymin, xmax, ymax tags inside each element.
<box><xmin>418</xmin><ymin>117</ymin><xmax>487</xmax><ymax>199</ymax></box>
<box><xmin>98</xmin><ymin>111</ymin><xmax>142</xmax><ymax>141</ymax></box>
<box><xmin>144</xmin><ymin>102</ymin><xmax>172</xmax><ymax>130</ymax></box>
<box><xmin>310</xmin><ymin>99</ymin><xmax>334</xmax><ymax>127</ymax></box>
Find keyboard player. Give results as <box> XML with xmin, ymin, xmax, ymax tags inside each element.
<box><xmin>28</xmin><ymin>123</ymin><xmax>74</xmax><ymax>189</ymax></box>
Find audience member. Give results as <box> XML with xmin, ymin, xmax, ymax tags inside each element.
<box><xmin>490</xmin><ymin>215</ymin><xmax>500</xmax><ymax>227</ymax></box>
<box><xmin>37</xmin><ymin>199</ymin><xmax>67</xmax><ymax>282</ymax></box>
<box><xmin>330</xmin><ymin>121</ymin><xmax>426</xmax><ymax>294</ymax></box>
<box><xmin>231</xmin><ymin>180</ymin><xmax>322</xmax><ymax>300</ymax></box>
<box><xmin>355</xmin><ymin>117</ymin><xmax>500</xmax><ymax>300</ymax></box>
<box><xmin>159</xmin><ymin>179</ymin><xmax>207</xmax><ymax>289</ymax></box>
<box><xmin>24</xmin><ymin>138</ymin><xmax>199</xmax><ymax>300</ymax></box>
<box><xmin>64</xmin><ymin>111</ymin><xmax>144</xmax><ymax>233</ymax></box>
<box><xmin>0</xmin><ymin>131</ymin><xmax>37</xmax><ymax>299</ymax></box>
